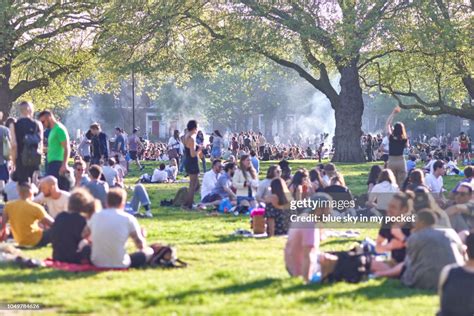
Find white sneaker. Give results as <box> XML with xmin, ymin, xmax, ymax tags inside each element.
<box><xmin>144</xmin><ymin>211</ymin><xmax>153</xmax><ymax>218</ymax></box>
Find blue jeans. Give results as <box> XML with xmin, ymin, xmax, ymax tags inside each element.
<box><xmin>130</xmin><ymin>184</ymin><xmax>151</xmax><ymax>212</ymax></box>
<box><xmin>46</xmin><ymin>160</ymin><xmax>62</xmax><ymax>179</ymax></box>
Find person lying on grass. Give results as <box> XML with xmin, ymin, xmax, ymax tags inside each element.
<box><xmin>1</xmin><ymin>182</ymin><xmax>54</xmax><ymax>248</ymax></box>
<box><xmin>284</xmin><ymin>193</ymin><xmax>338</xmax><ymax>284</ymax></box>
<box><xmin>82</xmin><ymin>188</ymin><xmax>154</xmax><ymax>268</ymax></box>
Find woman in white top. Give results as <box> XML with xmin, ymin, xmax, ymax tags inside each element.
<box><xmin>233</xmin><ymin>154</ymin><xmax>259</xmax><ymax>207</ymax></box>
<box><xmin>368</xmin><ymin>169</ymin><xmax>399</xmax><ymax>213</ymax></box>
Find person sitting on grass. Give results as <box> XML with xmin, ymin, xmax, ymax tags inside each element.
<box><xmin>265</xmin><ymin>178</ymin><xmax>293</xmax><ymax>237</ymax></box>
<box><xmin>367</xmin><ymin>169</ymin><xmax>399</xmax><ymax>215</ymax></box>
<box><xmin>200</xmin><ymin>159</ymin><xmax>222</xmax><ymax>202</ymax></box>
<box><xmin>377</xmin><ymin>211</ymin><xmax>464</xmax><ymax>290</ymax></box>
<box><xmin>50</xmin><ymin>188</ymin><xmax>98</xmax><ymax>264</ymax></box>
<box><xmin>445</xmin><ymin>183</ymin><xmax>474</xmax><ymax>242</ymax></box>
<box><xmin>289</xmin><ymin>169</ymin><xmax>311</xmax><ymax>201</ymax></box>
<box><xmin>34</xmin><ymin>176</ymin><xmax>71</xmax><ymax>219</ymax></box>
<box><xmin>83</xmin><ymin>188</ymin><xmax>154</xmax><ymax>268</ymax></box>
<box><xmin>308</xmin><ymin>168</ymin><xmax>326</xmax><ymax>194</ymax></box>
<box><xmin>73</xmin><ymin>160</ymin><xmax>90</xmax><ymax>188</ymax></box>
<box><xmin>366</xmin><ymin>165</ymin><xmax>383</xmax><ymax>193</ymax></box>
<box><xmin>371</xmin><ymin>192</ymin><xmax>413</xmax><ymax>275</ymax></box>
<box><xmin>200</xmin><ymin>162</ymin><xmax>236</xmax><ymax>207</ymax></box>
<box><xmin>233</xmin><ymin>154</ymin><xmax>259</xmax><ymax>207</ymax></box>
<box><xmin>151</xmin><ymin>163</ymin><xmax>169</xmax><ymax>183</ymax></box>
<box><xmin>166</xmin><ymin>158</ymin><xmax>178</xmax><ymax>182</ymax></box>
<box><xmin>402</xmin><ymin>169</ymin><xmax>427</xmax><ymax>192</ymax></box>
<box><xmin>438</xmin><ymin>233</ymin><xmax>474</xmax><ymax>316</ymax></box>
<box><xmin>85</xmin><ymin>165</ymin><xmax>109</xmax><ymax>208</ymax></box>
<box><xmin>285</xmin><ymin>193</ymin><xmax>338</xmax><ymax>284</ymax></box>
<box><xmin>256</xmin><ymin>165</ymin><xmax>281</xmax><ymax>204</ymax></box>
<box><xmin>102</xmin><ymin>158</ymin><xmax>120</xmax><ymax>187</ymax></box>
<box><xmin>0</xmin><ymin>183</ymin><xmax>54</xmax><ymax>248</ymax></box>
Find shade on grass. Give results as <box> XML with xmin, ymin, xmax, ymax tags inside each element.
<box><xmin>0</xmin><ymin>160</ymin><xmax>456</xmax><ymax>315</ymax></box>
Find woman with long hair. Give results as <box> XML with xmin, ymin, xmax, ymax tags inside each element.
<box><xmin>385</xmin><ymin>106</ymin><xmax>409</xmax><ymax>187</ymax></box>
<box><xmin>233</xmin><ymin>154</ymin><xmax>259</xmax><ymax>206</ymax></box>
<box><xmin>403</xmin><ymin>168</ymin><xmax>427</xmax><ymax>192</ymax></box>
<box><xmin>183</xmin><ymin>120</ymin><xmax>202</xmax><ymax>209</ymax></box>
<box><xmin>367</xmin><ymin>165</ymin><xmax>383</xmax><ymax>193</ymax></box>
<box><xmin>367</xmin><ymin>169</ymin><xmax>399</xmax><ymax>214</ymax></box>
<box><xmin>196</xmin><ymin>130</ymin><xmax>206</xmax><ymax>173</ymax></box>
<box><xmin>289</xmin><ymin>169</ymin><xmax>310</xmax><ymax>201</ymax></box>
<box><xmin>309</xmin><ymin>168</ymin><xmax>326</xmax><ymax>194</ymax></box>
<box><xmin>372</xmin><ymin>191</ymin><xmax>414</xmax><ymax>277</ymax></box>
<box><xmin>256</xmin><ymin>165</ymin><xmax>281</xmax><ymax>203</ymax></box>
<box><xmin>211</xmin><ymin>130</ymin><xmax>223</xmax><ymax>160</ymax></box>
<box><xmin>265</xmin><ymin>178</ymin><xmax>292</xmax><ymax>236</ymax></box>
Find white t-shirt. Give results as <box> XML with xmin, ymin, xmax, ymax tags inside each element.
<box><xmin>89</xmin><ymin>208</ymin><xmax>141</xmax><ymax>268</ymax></box>
<box><xmin>151</xmin><ymin>169</ymin><xmax>168</xmax><ymax>183</ymax></box>
<box><xmin>425</xmin><ymin>173</ymin><xmax>444</xmax><ymax>194</ymax></box>
<box><xmin>201</xmin><ymin>170</ymin><xmax>220</xmax><ymax>199</ymax></box>
<box><xmin>102</xmin><ymin>166</ymin><xmax>118</xmax><ymax>187</ymax></box>
<box><xmin>34</xmin><ymin>191</ymin><xmax>70</xmax><ymax>218</ymax></box>
<box><xmin>368</xmin><ymin>181</ymin><xmax>399</xmax><ymax>211</ymax></box>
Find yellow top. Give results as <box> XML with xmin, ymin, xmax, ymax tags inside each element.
<box><xmin>5</xmin><ymin>200</ymin><xmax>47</xmax><ymax>247</ymax></box>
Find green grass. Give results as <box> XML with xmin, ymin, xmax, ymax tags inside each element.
<box><xmin>0</xmin><ymin>160</ymin><xmax>460</xmax><ymax>315</ymax></box>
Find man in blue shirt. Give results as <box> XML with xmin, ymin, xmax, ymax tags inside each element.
<box><xmin>250</xmin><ymin>150</ymin><xmax>260</xmax><ymax>174</ymax></box>
<box><xmin>114</xmin><ymin>127</ymin><xmax>126</xmax><ymax>155</ymax></box>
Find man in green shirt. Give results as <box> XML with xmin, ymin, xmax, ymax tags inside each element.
<box><xmin>39</xmin><ymin>110</ymin><xmax>70</xmax><ymax>190</ymax></box>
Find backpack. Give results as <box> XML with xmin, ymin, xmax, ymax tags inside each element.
<box><xmin>21</xmin><ymin>123</ymin><xmax>41</xmax><ymax>167</ymax></box>
<box><xmin>324</xmin><ymin>248</ymin><xmax>372</xmax><ymax>283</ymax></box>
<box><xmin>149</xmin><ymin>243</ymin><xmax>187</xmax><ymax>268</ymax></box>
<box><xmin>172</xmin><ymin>187</ymin><xmax>188</xmax><ymax>207</ymax></box>
<box><xmin>0</xmin><ymin>127</ymin><xmax>10</xmax><ymax>162</ymax></box>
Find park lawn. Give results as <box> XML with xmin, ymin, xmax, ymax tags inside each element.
<box><xmin>0</xmin><ymin>160</ymin><xmax>460</xmax><ymax>315</ymax></box>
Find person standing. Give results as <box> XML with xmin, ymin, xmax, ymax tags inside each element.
<box><xmin>168</xmin><ymin>130</ymin><xmax>182</xmax><ymax>168</ymax></box>
<box><xmin>183</xmin><ymin>120</ymin><xmax>201</xmax><ymax>209</ymax></box>
<box><xmin>9</xmin><ymin>101</ymin><xmax>43</xmax><ymax>183</ymax></box>
<box><xmin>89</xmin><ymin>123</ymin><xmax>108</xmax><ymax>165</ymax></box>
<box><xmin>0</xmin><ymin>112</ymin><xmax>11</xmax><ymax>183</ymax></box>
<box><xmin>38</xmin><ymin>111</ymin><xmax>70</xmax><ymax>185</ymax></box>
<box><xmin>113</xmin><ymin>127</ymin><xmax>126</xmax><ymax>156</ymax></box>
<box><xmin>128</xmin><ymin>128</ymin><xmax>144</xmax><ymax>171</ymax></box>
<box><xmin>385</xmin><ymin>106</ymin><xmax>409</xmax><ymax>187</ymax></box>
<box><xmin>211</xmin><ymin>130</ymin><xmax>223</xmax><ymax>160</ymax></box>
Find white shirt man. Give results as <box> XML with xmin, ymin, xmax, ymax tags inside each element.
<box><xmin>425</xmin><ymin>160</ymin><xmax>445</xmax><ymax>196</ymax></box>
<box><xmin>33</xmin><ymin>176</ymin><xmax>70</xmax><ymax>218</ymax></box>
<box><xmin>86</xmin><ymin>188</ymin><xmax>152</xmax><ymax>268</ymax></box>
<box><xmin>151</xmin><ymin>168</ymin><xmax>168</xmax><ymax>183</ymax></box>
<box><xmin>201</xmin><ymin>160</ymin><xmax>222</xmax><ymax>200</ymax></box>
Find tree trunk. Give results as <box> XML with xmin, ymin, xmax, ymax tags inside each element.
<box><xmin>332</xmin><ymin>61</ymin><xmax>365</xmax><ymax>163</ymax></box>
<box><xmin>0</xmin><ymin>62</ymin><xmax>12</xmax><ymax>120</ymax></box>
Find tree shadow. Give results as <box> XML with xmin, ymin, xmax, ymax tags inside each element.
<box><xmin>0</xmin><ymin>265</ymin><xmax>98</xmax><ymax>283</ymax></box>
<box><xmin>281</xmin><ymin>278</ymin><xmax>435</xmax><ymax>304</ymax></box>
<box><xmin>99</xmin><ymin>277</ymin><xmax>283</xmax><ymax>307</ymax></box>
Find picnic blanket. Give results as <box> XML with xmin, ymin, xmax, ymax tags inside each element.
<box><xmin>43</xmin><ymin>259</ymin><xmax>128</xmax><ymax>272</ymax></box>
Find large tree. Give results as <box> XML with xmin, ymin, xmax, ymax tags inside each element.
<box><xmin>182</xmin><ymin>1</ymin><xmax>413</xmax><ymax>162</ymax></box>
<box><xmin>0</xmin><ymin>1</ymin><xmax>103</xmax><ymax>116</ymax></box>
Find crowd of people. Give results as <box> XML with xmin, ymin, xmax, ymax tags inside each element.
<box><xmin>0</xmin><ymin>102</ymin><xmax>156</xmax><ymax>270</ymax></box>
<box><xmin>0</xmin><ymin>102</ymin><xmax>473</xmax><ymax>315</ymax></box>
